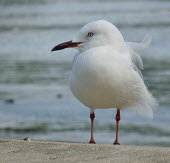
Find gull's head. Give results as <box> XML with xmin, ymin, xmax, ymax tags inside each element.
<box><xmin>51</xmin><ymin>20</ymin><xmax>124</xmax><ymax>52</ymax></box>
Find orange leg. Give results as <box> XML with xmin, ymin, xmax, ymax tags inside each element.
<box><xmin>89</xmin><ymin>112</ymin><xmax>96</xmax><ymax>144</ymax></box>
<box><xmin>114</xmin><ymin>109</ymin><xmax>120</xmax><ymax>145</ymax></box>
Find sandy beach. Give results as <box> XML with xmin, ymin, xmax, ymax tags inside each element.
<box><xmin>0</xmin><ymin>139</ymin><xmax>169</xmax><ymax>163</ymax></box>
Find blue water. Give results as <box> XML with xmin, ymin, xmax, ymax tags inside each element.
<box><xmin>0</xmin><ymin>0</ymin><xmax>170</xmax><ymax>146</ymax></box>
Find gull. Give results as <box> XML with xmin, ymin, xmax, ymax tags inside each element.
<box><xmin>51</xmin><ymin>20</ymin><xmax>157</xmax><ymax>145</ymax></box>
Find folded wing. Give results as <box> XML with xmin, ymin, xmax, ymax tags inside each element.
<box><xmin>126</xmin><ymin>35</ymin><xmax>152</xmax><ymax>79</ymax></box>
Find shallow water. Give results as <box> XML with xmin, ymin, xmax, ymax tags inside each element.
<box><xmin>0</xmin><ymin>0</ymin><xmax>170</xmax><ymax>146</ymax></box>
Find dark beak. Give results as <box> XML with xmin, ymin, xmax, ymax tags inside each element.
<box><xmin>51</xmin><ymin>40</ymin><xmax>83</xmax><ymax>52</ymax></box>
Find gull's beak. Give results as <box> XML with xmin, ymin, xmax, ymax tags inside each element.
<box><xmin>51</xmin><ymin>40</ymin><xmax>83</xmax><ymax>52</ymax></box>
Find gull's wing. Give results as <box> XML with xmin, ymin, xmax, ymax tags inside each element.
<box><xmin>126</xmin><ymin>35</ymin><xmax>152</xmax><ymax>79</ymax></box>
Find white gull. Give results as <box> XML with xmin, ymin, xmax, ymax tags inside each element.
<box><xmin>52</xmin><ymin>20</ymin><xmax>157</xmax><ymax>144</ymax></box>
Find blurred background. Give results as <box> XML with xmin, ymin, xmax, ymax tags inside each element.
<box><xmin>0</xmin><ymin>0</ymin><xmax>170</xmax><ymax>146</ymax></box>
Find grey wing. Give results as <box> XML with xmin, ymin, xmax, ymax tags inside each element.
<box><xmin>130</xmin><ymin>49</ymin><xmax>144</xmax><ymax>79</ymax></box>
<box><xmin>133</xmin><ymin>62</ymin><xmax>143</xmax><ymax>79</ymax></box>
<box><xmin>126</xmin><ymin>35</ymin><xmax>152</xmax><ymax>79</ymax></box>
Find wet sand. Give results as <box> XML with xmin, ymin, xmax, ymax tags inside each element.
<box><xmin>0</xmin><ymin>139</ymin><xmax>169</xmax><ymax>163</ymax></box>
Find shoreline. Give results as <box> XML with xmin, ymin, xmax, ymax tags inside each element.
<box><xmin>0</xmin><ymin>139</ymin><xmax>169</xmax><ymax>163</ymax></box>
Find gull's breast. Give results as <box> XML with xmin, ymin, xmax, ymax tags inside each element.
<box><xmin>69</xmin><ymin>47</ymin><xmax>142</xmax><ymax>109</ymax></box>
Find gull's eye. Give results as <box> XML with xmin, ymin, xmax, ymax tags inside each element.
<box><xmin>87</xmin><ymin>32</ymin><xmax>94</xmax><ymax>37</ymax></box>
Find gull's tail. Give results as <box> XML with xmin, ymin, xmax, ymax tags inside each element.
<box><xmin>135</xmin><ymin>91</ymin><xmax>158</xmax><ymax>119</ymax></box>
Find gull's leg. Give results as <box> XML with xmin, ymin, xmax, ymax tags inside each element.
<box><xmin>114</xmin><ymin>108</ymin><xmax>120</xmax><ymax>145</ymax></box>
<box><xmin>89</xmin><ymin>109</ymin><xmax>96</xmax><ymax>144</ymax></box>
